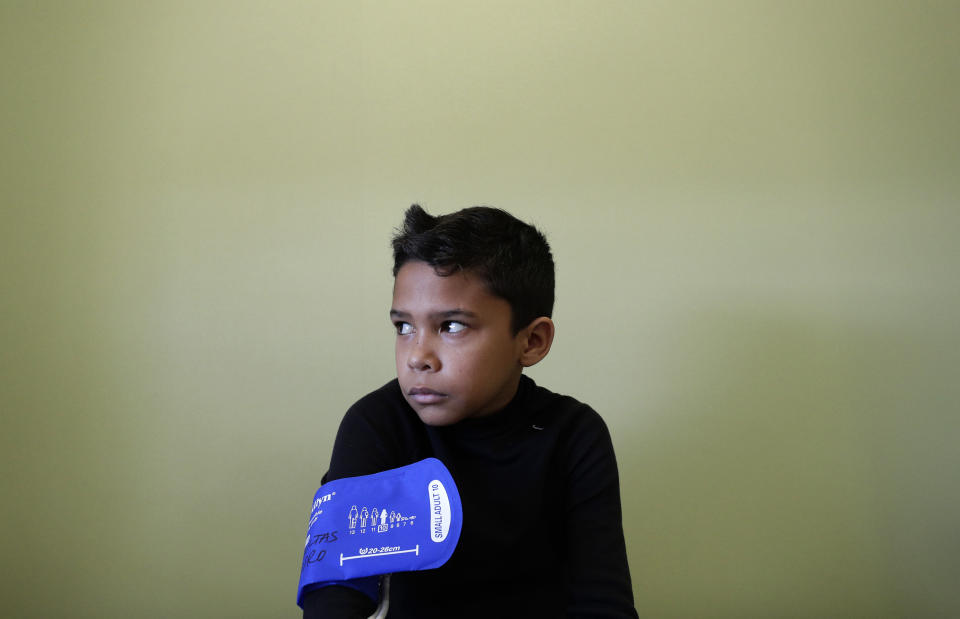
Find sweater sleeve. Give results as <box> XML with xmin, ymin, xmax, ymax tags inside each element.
<box><xmin>563</xmin><ymin>410</ymin><xmax>639</xmax><ymax>618</ymax></box>
<box><xmin>301</xmin><ymin>583</ymin><xmax>378</xmax><ymax>619</ymax></box>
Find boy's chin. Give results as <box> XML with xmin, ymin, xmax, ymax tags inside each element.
<box><xmin>407</xmin><ymin>402</ymin><xmax>464</xmax><ymax>427</ymax></box>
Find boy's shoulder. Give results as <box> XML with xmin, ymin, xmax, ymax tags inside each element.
<box><xmin>339</xmin><ymin>378</ymin><xmax>413</xmax><ymax>429</ymax></box>
<box><xmin>350</xmin><ymin>378</ymin><xmax>404</xmax><ymax>409</ymax></box>
<box><xmin>521</xmin><ymin>376</ymin><xmax>612</xmax><ymax>437</ymax></box>
<box><xmin>523</xmin><ymin>374</ymin><xmax>597</xmax><ymax>411</ymax></box>
<box><xmin>326</xmin><ymin>379</ymin><xmax>426</xmax><ymax>481</ymax></box>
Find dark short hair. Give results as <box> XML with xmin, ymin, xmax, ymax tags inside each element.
<box><xmin>391</xmin><ymin>204</ymin><xmax>555</xmax><ymax>333</ymax></box>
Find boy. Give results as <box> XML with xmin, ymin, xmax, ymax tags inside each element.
<box><xmin>302</xmin><ymin>205</ymin><xmax>637</xmax><ymax>618</ymax></box>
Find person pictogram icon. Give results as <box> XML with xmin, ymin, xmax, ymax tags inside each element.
<box><xmin>348</xmin><ymin>505</ymin><xmax>359</xmax><ymax>529</ymax></box>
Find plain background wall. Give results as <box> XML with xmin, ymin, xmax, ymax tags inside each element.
<box><xmin>2</xmin><ymin>2</ymin><xmax>958</xmax><ymax>617</ymax></box>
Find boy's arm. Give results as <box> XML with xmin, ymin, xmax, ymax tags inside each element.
<box><xmin>302</xmin><ymin>394</ymin><xmax>403</xmax><ymax>618</ymax></box>
<box><xmin>301</xmin><ymin>583</ymin><xmax>378</xmax><ymax>619</ymax></box>
<box><xmin>563</xmin><ymin>412</ymin><xmax>639</xmax><ymax>619</ymax></box>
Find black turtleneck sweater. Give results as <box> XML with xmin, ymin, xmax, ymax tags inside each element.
<box><xmin>301</xmin><ymin>375</ymin><xmax>638</xmax><ymax>618</ymax></box>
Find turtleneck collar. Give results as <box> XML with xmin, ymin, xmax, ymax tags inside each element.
<box><xmin>434</xmin><ymin>374</ymin><xmax>537</xmax><ymax>440</ymax></box>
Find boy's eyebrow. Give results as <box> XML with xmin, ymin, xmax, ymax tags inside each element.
<box><xmin>389</xmin><ymin>309</ymin><xmax>479</xmax><ymax>320</ymax></box>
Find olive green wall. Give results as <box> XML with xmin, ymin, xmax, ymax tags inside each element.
<box><xmin>2</xmin><ymin>2</ymin><xmax>958</xmax><ymax>617</ymax></box>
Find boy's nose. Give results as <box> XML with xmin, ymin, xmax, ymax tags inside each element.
<box><xmin>407</xmin><ymin>337</ymin><xmax>439</xmax><ymax>372</ymax></box>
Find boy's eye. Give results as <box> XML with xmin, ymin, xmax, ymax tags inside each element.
<box><xmin>441</xmin><ymin>321</ymin><xmax>467</xmax><ymax>334</ymax></box>
<box><xmin>394</xmin><ymin>321</ymin><xmax>414</xmax><ymax>335</ymax></box>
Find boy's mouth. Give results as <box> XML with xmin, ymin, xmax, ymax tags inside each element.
<box><xmin>407</xmin><ymin>386</ymin><xmax>447</xmax><ymax>405</ymax></box>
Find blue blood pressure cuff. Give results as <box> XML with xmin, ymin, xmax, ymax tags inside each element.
<box><xmin>297</xmin><ymin>458</ymin><xmax>463</xmax><ymax>607</ymax></box>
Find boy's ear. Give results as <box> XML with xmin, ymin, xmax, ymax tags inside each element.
<box><xmin>518</xmin><ymin>317</ymin><xmax>555</xmax><ymax>368</ymax></box>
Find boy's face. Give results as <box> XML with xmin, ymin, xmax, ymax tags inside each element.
<box><xmin>391</xmin><ymin>260</ymin><xmax>526</xmax><ymax>426</ymax></box>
